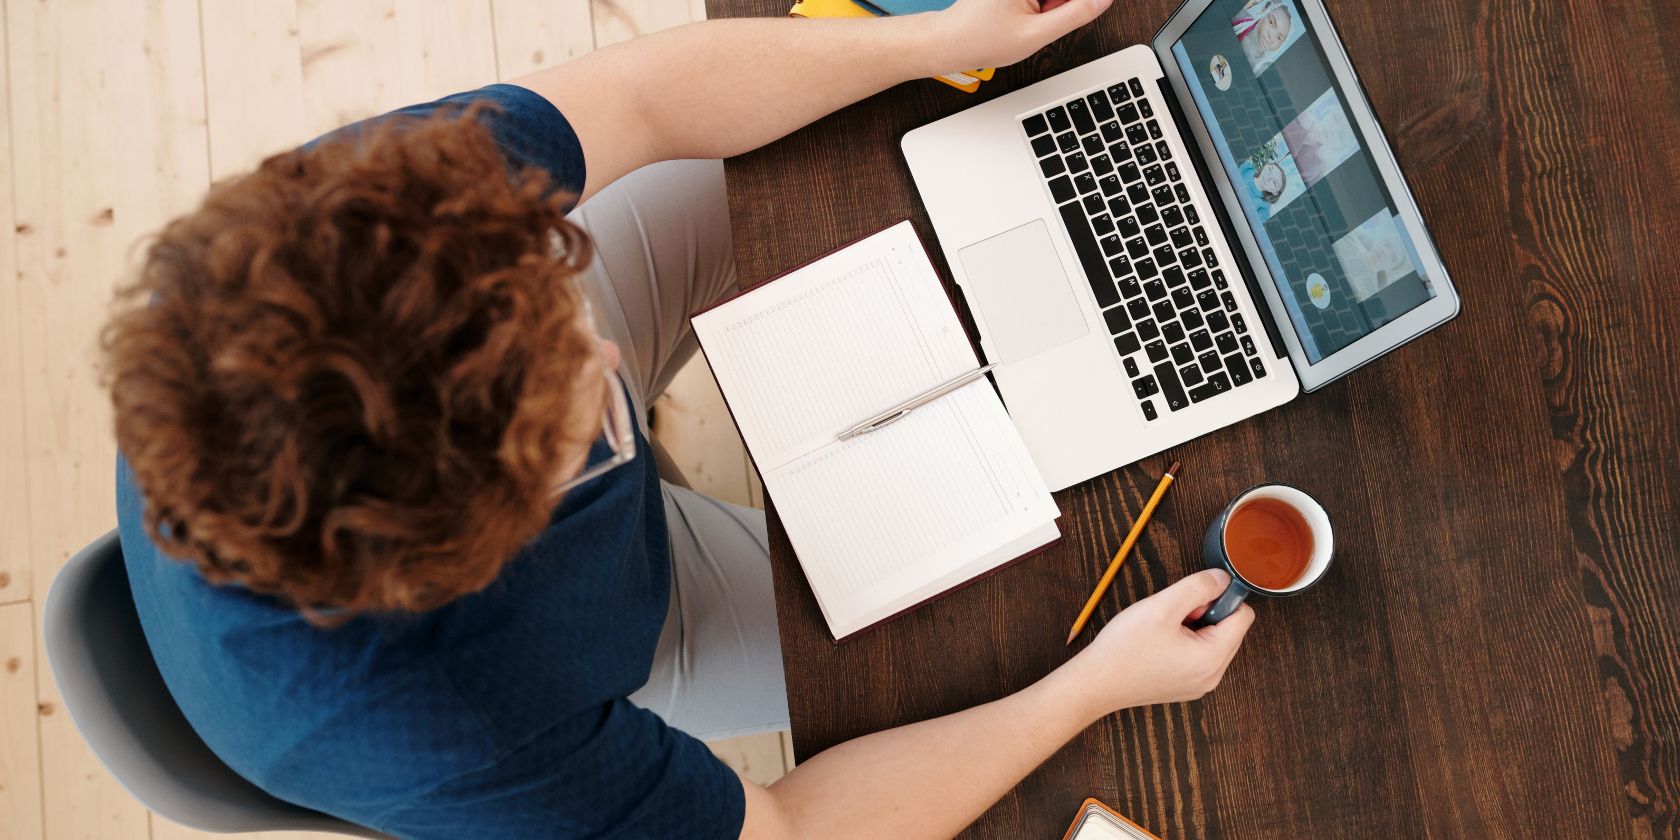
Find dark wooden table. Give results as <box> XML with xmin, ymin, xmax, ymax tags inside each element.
<box><xmin>706</xmin><ymin>1</ymin><xmax>1680</xmax><ymax>836</ymax></box>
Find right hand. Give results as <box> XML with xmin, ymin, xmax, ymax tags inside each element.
<box><xmin>1066</xmin><ymin>569</ymin><xmax>1256</xmax><ymax>716</ymax></box>
<box><xmin>928</xmin><ymin>0</ymin><xmax>1114</xmax><ymax>72</ymax></box>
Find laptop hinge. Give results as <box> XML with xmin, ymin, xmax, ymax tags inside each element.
<box><xmin>1154</xmin><ymin>78</ymin><xmax>1289</xmax><ymax>361</ymax></box>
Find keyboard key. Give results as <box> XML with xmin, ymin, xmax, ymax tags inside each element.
<box><xmin>1145</xmin><ymin>340</ymin><xmax>1168</xmax><ymax>363</ymax></box>
<box><xmin>1127</xmin><ymin>299</ymin><xmax>1149</xmax><ymax>320</ymax></box>
<box><xmin>1127</xmin><ymin>183</ymin><xmax>1150</xmax><ymax>205</ymax></box>
<box><xmin>1132</xmin><ymin>375</ymin><xmax>1158</xmax><ymax>398</ymax></box>
<box><xmin>1198</xmin><ymin>290</ymin><xmax>1220</xmax><ymax>312</ymax></box>
<box><xmin>1170</xmin><ymin>342</ymin><xmax>1193</xmax><ymax>366</ymax></box>
<box><xmin>1207</xmin><ymin>310</ymin><xmax>1229</xmax><ymax>333</ymax></box>
<box><xmin>1108</xmin><ymin>196</ymin><xmax>1130</xmax><ymax>217</ymax></box>
<box><xmin>1058</xmin><ymin>200</ymin><xmax>1113</xmax><ymax>300</ymax></box>
<box><xmin>1100</xmin><ymin>121</ymin><xmax>1124</xmax><ymax>143</ymax></box>
<box><xmin>1189</xmin><ymin>268</ymin><xmax>1211</xmax><ymax>290</ymax></box>
<box><xmin>1181</xmin><ymin>364</ymin><xmax>1204</xmax><ymax>387</ymax></box>
<box><xmin>1123</xmin><ymin>357</ymin><xmax>1140</xmax><ymax>377</ymax></box>
<box><xmin>1162</xmin><ymin>266</ymin><xmax>1186</xmax><ymax>288</ymax></box>
<box><xmin>1183</xmin><ymin>309</ymin><xmax>1205</xmax><ymax>331</ymax></box>
<box><xmin>1117</xmin><ymin>162</ymin><xmax>1141</xmax><ymax>183</ymax></box>
<box><xmin>1144</xmin><ymin>165</ymin><xmax>1166</xmax><ymax>186</ymax></box>
<box><xmin>1126</xmin><ymin>123</ymin><xmax>1149</xmax><ymax>145</ymax></box>
<box><xmin>1107</xmin><ymin>83</ymin><xmax>1131</xmax><ymax>104</ymax></box>
<box><xmin>1041</xmin><ymin>156</ymin><xmax>1066</xmax><ymax>177</ymax></box>
<box><xmin>1099</xmin><ymin>233</ymin><xmax>1123</xmax><ymax>256</ymax></box>
<box><xmin>1145</xmin><ymin>224</ymin><xmax>1167</xmax><ymax>246</ymax></box>
<box><xmin>1241</xmin><ymin>335</ymin><xmax>1257</xmax><ymax>356</ymax></box>
<box><xmin>1225</xmin><ymin>353</ymin><xmax>1253</xmax><ymax>386</ymax></box>
<box><xmin>1067</xmin><ymin>151</ymin><xmax>1089</xmax><ymax>173</ymax></box>
<box><xmin>1250</xmin><ymin>357</ymin><xmax>1267</xmax><ymax>379</ymax></box>
<box><xmin>1222</xmin><ymin>291</ymin><xmax>1238</xmax><ymax>312</ymax></box>
<box><xmin>1083</xmin><ymin>194</ymin><xmax>1105</xmax><ymax>215</ymax></box>
<box><xmin>1088</xmin><ymin>92</ymin><xmax>1114</xmax><ymax>122</ymax></box>
<box><xmin>1149</xmin><ymin>121</ymin><xmax>1164</xmax><ymax>140</ymax></box>
<box><xmin>1100</xmin><ymin>174</ymin><xmax>1123</xmax><ymax>196</ymax></box>
<box><xmin>1046</xmin><ymin>106</ymin><xmax>1070</xmax><ymax>133</ymax></box>
<box><xmin>1195</xmin><ymin>226</ymin><xmax>1210</xmax><ymax>246</ymax></box>
<box><xmin>1049</xmin><ymin>175</ymin><xmax>1075</xmax><ymax>203</ymax></box>
<box><xmin>1162</xmin><ymin>321</ymin><xmax>1185</xmax><ymax>344</ymax></box>
<box><xmin>1091</xmin><ymin>214</ymin><xmax>1115</xmax><ymax>235</ymax></box>
<box><xmin>1166</xmin><ymin>161</ymin><xmax>1182</xmax><ymax>181</ymax></box>
<box><xmin>1082</xmin><ymin>134</ymin><xmax>1104</xmax><ymax>155</ymax></box>
<box><xmin>1175</xmin><ymin>183</ymin><xmax>1191</xmax><ymax>203</ymax></box>
<box><xmin>1169</xmin><ymin>226</ymin><xmax>1192</xmax><ymax>249</ymax></box>
<box><xmin>1141</xmin><ymin>400</ymin><xmax>1158</xmax><ymax>421</ymax></box>
<box><xmin>1110</xmin><ymin>256</ymin><xmax>1134</xmax><ymax>281</ymax></box>
<box><xmin>1129</xmin><ymin>78</ymin><xmax>1144</xmax><ymax>97</ymax></box>
<box><xmin>1139</xmin><ymin>98</ymin><xmax>1154</xmax><ymax>118</ymax></box>
<box><xmin>1067</xmin><ymin>98</ymin><xmax>1095</xmax><ymax>134</ymax></box>
<box><xmin>1135</xmin><ymin>258</ymin><xmax>1159</xmax><ymax>280</ymax></box>
<box><xmin>1023</xmin><ymin>114</ymin><xmax>1049</xmax><ymax>136</ymax></box>
<box><xmin>1171</xmin><ymin>287</ymin><xmax>1194</xmax><ymax>310</ymax></box>
<box><xmin>1117</xmin><ymin>276</ymin><xmax>1141</xmax><ymax>298</ymax></box>
<box><xmin>1199</xmin><ymin>350</ymin><xmax>1223</xmax><ymax>375</ymax></box>
<box><xmin>1058</xmin><ymin>131</ymin><xmax>1079</xmax><ymax>152</ymax></box>
<box><xmin>1185</xmin><ymin>205</ymin><xmax>1200</xmax><ymax>224</ymax></box>
<box><xmin>1232</xmin><ymin>314</ymin><xmax>1248</xmax><ymax>333</ymax></box>
<box><xmin>1179</xmin><ymin>247</ymin><xmax>1203</xmax><ymax>268</ymax></box>
<box><xmin>1154</xmin><ymin>361</ymin><xmax>1188</xmax><ymax>411</ymax></box>
<box><xmin>1126</xmin><ymin>237</ymin><xmax>1148</xmax><ymax>259</ymax></box>
<box><xmin>1152</xmin><ymin>244</ymin><xmax>1176</xmax><ymax>267</ymax></box>
<box><xmin>1214</xmin><ymin>270</ymin><xmax>1228</xmax><ymax>289</ymax></box>
<box><xmin>1135</xmin><ymin>204</ymin><xmax>1159</xmax><ymax>225</ymax></box>
<box><xmin>1115</xmin><ymin>331</ymin><xmax>1140</xmax><ymax>356</ymax></box>
<box><xmin>1190</xmin><ymin>329</ymin><xmax>1213</xmax><ymax>352</ymax></box>
<box><xmin>1203</xmin><ymin>247</ymin><xmax>1218</xmax><ymax>266</ymax></box>
<box><xmin>1116</xmin><ymin>215</ymin><xmax>1141</xmax><ymax>239</ymax></box>
<box><xmin>1161</xmin><ymin>206</ymin><xmax>1183</xmax><ymax>227</ymax></box>
<box><xmin>1103</xmin><ymin>305</ymin><xmax>1131</xmax><ymax>334</ymax></box>
<box><xmin>1032</xmin><ymin>134</ymin><xmax>1057</xmax><ymax>157</ymax></box>
<box><xmin>1188</xmin><ymin>374</ymin><xmax>1228</xmax><ymax>403</ymax></box>
<box><xmin>1110</xmin><ymin>141</ymin><xmax>1133</xmax><ymax>162</ymax></box>
<box><xmin>1152</xmin><ymin>300</ymin><xmax>1175</xmax><ymax>323</ymax></box>
<box><xmin>1143</xmin><ymin>280</ymin><xmax>1167</xmax><ymax>301</ymax></box>
<box><xmin>1135</xmin><ymin>143</ymin><xmax>1158</xmax><ymax>165</ymax></box>
<box><xmin>1074</xmin><ymin>172</ymin><xmax>1097</xmax><ymax>194</ymax></box>
<box><xmin>1117</xmin><ymin>102</ymin><xmax>1140</xmax><ymax>124</ymax></box>
<box><xmin>1215</xmin><ymin>332</ymin><xmax>1239</xmax><ymax>355</ymax></box>
<box><xmin>1091</xmin><ymin>154</ymin><xmax>1113</xmax><ymax>176</ymax></box>
<box><xmin>1137</xmin><ymin>320</ymin><xmax>1160</xmax><ymax>341</ymax></box>
<box><xmin>1152</xmin><ymin>185</ymin><xmax>1175</xmax><ymax>206</ymax></box>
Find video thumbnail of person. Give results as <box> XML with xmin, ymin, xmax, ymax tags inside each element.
<box><xmin>1281</xmin><ymin>89</ymin><xmax>1359</xmax><ymax>188</ymax></box>
<box><xmin>1333</xmin><ymin>209</ymin><xmax>1418</xmax><ymax>301</ymax></box>
<box><xmin>1231</xmin><ymin>0</ymin><xmax>1306</xmax><ymax>75</ymax></box>
<box><xmin>1238</xmin><ymin>135</ymin><xmax>1305</xmax><ymax>221</ymax></box>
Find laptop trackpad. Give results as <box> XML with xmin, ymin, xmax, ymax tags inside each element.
<box><xmin>957</xmin><ymin>219</ymin><xmax>1090</xmax><ymax>365</ymax></box>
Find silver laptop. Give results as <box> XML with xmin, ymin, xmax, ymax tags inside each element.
<box><xmin>903</xmin><ymin>0</ymin><xmax>1459</xmax><ymax>491</ymax></box>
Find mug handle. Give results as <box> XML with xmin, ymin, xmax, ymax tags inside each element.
<box><xmin>1191</xmin><ymin>579</ymin><xmax>1248</xmax><ymax>628</ymax></box>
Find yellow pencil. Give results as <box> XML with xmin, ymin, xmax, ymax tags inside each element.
<box><xmin>1065</xmin><ymin>460</ymin><xmax>1182</xmax><ymax>645</ymax></box>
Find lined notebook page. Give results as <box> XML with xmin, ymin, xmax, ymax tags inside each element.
<box><xmin>693</xmin><ymin>221</ymin><xmax>1058</xmax><ymax>639</ymax></box>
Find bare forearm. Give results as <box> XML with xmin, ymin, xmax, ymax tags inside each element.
<box><xmin>742</xmin><ymin>665</ymin><xmax>1105</xmax><ymax>839</ymax></box>
<box><xmin>517</xmin><ymin>16</ymin><xmax>945</xmax><ymax>199</ymax></box>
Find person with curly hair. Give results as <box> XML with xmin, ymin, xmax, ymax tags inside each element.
<box><xmin>105</xmin><ymin>2</ymin><xmax>1254</xmax><ymax>838</ymax></box>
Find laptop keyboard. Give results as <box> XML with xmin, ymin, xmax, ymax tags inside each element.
<box><xmin>1021</xmin><ymin>77</ymin><xmax>1265</xmax><ymax>421</ymax></box>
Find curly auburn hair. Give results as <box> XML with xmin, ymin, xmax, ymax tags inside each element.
<box><xmin>103</xmin><ymin>104</ymin><xmax>605</xmax><ymax>622</ymax></box>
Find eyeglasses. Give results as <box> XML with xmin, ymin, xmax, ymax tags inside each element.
<box><xmin>551</xmin><ymin>280</ymin><xmax>638</xmax><ymax>496</ymax></box>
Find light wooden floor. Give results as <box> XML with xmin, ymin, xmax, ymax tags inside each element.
<box><xmin>0</xmin><ymin>2</ymin><xmax>788</xmax><ymax>838</ymax></box>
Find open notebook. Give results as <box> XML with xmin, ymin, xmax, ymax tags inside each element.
<box><xmin>693</xmin><ymin>221</ymin><xmax>1060</xmax><ymax>641</ymax></box>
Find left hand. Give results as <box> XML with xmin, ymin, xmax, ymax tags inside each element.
<box><xmin>927</xmin><ymin>0</ymin><xmax>1114</xmax><ymax>72</ymax></box>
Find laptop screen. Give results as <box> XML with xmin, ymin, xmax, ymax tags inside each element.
<box><xmin>1170</xmin><ymin>0</ymin><xmax>1438</xmax><ymax>363</ymax></box>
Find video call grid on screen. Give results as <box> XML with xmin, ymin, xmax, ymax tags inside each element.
<box><xmin>1172</xmin><ymin>0</ymin><xmax>1436</xmax><ymax>362</ymax></box>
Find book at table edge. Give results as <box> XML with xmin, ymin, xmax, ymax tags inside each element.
<box><xmin>1062</xmin><ymin>798</ymin><xmax>1164</xmax><ymax>840</ymax></box>
<box><xmin>688</xmin><ymin>219</ymin><xmax>1061</xmax><ymax>644</ymax></box>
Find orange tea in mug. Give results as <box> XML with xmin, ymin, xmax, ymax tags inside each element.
<box><xmin>1223</xmin><ymin>497</ymin><xmax>1314</xmax><ymax>590</ymax></box>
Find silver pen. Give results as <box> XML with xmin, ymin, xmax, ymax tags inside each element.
<box><xmin>836</xmin><ymin>364</ymin><xmax>998</xmax><ymax>441</ymax></box>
